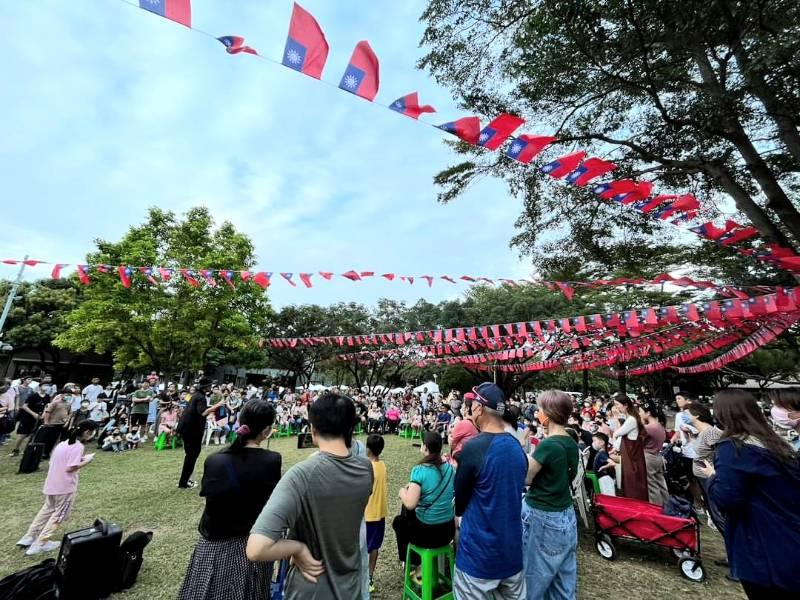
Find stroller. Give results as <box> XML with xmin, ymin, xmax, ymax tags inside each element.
<box><xmin>592</xmin><ymin>494</ymin><xmax>705</xmax><ymax>582</ymax></box>
<box><xmin>661</xmin><ymin>443</ymin><xmax>691</xmax><ymax>498</ymax></box>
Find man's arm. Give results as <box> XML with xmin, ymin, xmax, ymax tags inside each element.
<box><xmin>454</xmin><ymin>439</ymin><xmax>482</xmax><ymax>516</ymax></box>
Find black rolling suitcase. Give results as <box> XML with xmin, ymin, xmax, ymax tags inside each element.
<box><xmin>18</xmin><ymin>427</ymin><xmax>46</xmax><ymax>474</ymax></box>
<box><xmin>56</xmin><ymin>519</ymin><xmax>123</xmax><ymax>600</ymax></box>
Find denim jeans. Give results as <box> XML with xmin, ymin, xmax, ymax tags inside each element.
<box><xmin>521</xmin><ymin>502</ymin><xmax>577</xmax><ymax>600</ymax></box>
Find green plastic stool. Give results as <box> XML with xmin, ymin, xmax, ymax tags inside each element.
<box><xmin>403</xmin><ymin>544</ymin><xmax>454</xmax><ymax>600</ymax></box>
<box><xmin>354</xmin><ymin>423</ymin><xmax>364</xmax><ymax>436</ymax></box>
<box><xmin>399</xmin><ymin>424</ymin><xmax>413</xmax><ymax>439</ymax></box>
<box><xmin>154</xmin><ymin>432</ymin><xmax>177</xmax><ymax>451</ymax></box>
<box><xmin>411</xmin><ymin>428</ymin><xmax>422</xmax><ymax>440</ymax></box>
<box><xmin>277</xmin><ymin>424</ymin><xmax>291</xmax><ymax>438</ymax></box>
<box><xmin>585</xmin><ymin>471</ymin><xmax>601</xmax><ymax>494</ymax></box>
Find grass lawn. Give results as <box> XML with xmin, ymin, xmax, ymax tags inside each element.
<box><xmin>0</xmin><ymin>434</ymin><xmax>745</xmax><ymax>599</ymax></box>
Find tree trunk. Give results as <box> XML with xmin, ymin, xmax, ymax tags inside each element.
<box><xmin>617</xmin><ymin>364</ymin><xmax>627</xmax><ymax>396</ymax></box>
<box><xmin>693</xmin><ymin>48</ymin><xmax>800</xmax><ymax>244</ymax></box>
<box><xmin>582</xmin><ymin>369</ymin><xmax>589</xmax><ymax>397</ymax></box>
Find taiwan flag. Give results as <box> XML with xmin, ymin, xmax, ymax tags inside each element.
<box><xmin>339</xmin><ymin>41</ymin><xmax>380</xmax><ymax>101</ymax></box>
<box><xmin>541</xmin><ymin>151</ymin><xmax>587</xmax><ymax>178</ymax></box>
<box><xmin>565</xmin><ymin>157</ymin><xmax>616</xmax><ymax>186</ymax></box>
<box><xmin>477</xmin><ymin>114</ymin><xmax>525</xmax><ymax>150</ymax></box>
<box><xmin>506</xmin><ymin>134</ymin><xmax>556</xmax><ymax>164</ymax></box>
<box><xmin>138</xmin><ymin>0</ymin><xmax>191</xmax><ymax>28</ymax></box>
<box><xmin>217</xmin><ymin>36</ymin><xmax>258</xmax><ymax>55</ymax></box>
<box><xmin>389</xmin><ymin>92</ymin><xmax>436</xmax><ymax>119</ymax></box>
<box><xmin>438</xmin><ymin>117</ymin><xmax>481</xmax><ymax>145</ymax></box>
<box><xmin>282</xmin><ymin>3</ymin><xmax>329</xmax><ymax>79</ymax></box>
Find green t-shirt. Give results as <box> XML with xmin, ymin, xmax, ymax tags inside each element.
<box><xmin>410</xmin><ymin>463</ymin><xmax>455</xmax><ymax>525</ymax></box>
<box><xmin>525</xmin><ymin>435</ymin><xmax>579</xmax><ymax>512</ymax></box>
<box><xmin>130</xmin><ymin>389</ymin><xmax>152</xmax><ymax>414</ymax></box>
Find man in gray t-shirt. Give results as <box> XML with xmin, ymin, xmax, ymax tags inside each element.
<box><xmin>248</xmin><ymin>393</ymin><xmax>373</xmax><ymax>600</ymax></box>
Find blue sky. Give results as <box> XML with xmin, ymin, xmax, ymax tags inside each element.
<box><xmin>0</xmin><ymin>0</ymin><xmax>532</xmax><ymax>307</ymax></box>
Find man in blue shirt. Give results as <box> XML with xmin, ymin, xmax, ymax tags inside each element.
<box><xmin>454</xmin><ymin>382</ymin><xmax>529</xmax><ymax>599</ymax></box>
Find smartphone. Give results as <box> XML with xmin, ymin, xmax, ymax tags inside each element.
<box><xmin>297</xmin><ymin>432</ymin><xmax>315</xmax><ymax>450</ymax></box>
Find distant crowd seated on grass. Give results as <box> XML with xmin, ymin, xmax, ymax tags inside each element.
<box><xmin>2</xmin><ymin>372</ymin><xmax>800</xmax><ymax>599</ymax></box>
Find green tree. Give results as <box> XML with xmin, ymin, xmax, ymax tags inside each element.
<box><xmin>54</xmin><ymin>207</ymin><xmax>272</xmax><ymax>379</ymax></box>
<box><xmin>0</xmin><ymin>279</ymin><xmax>82</xmax><ymax>370</ymax></box>
<box><xmin>419</xmin><ymin>0</ymin><xmax>800</xmax><ymax>273</ymax></box>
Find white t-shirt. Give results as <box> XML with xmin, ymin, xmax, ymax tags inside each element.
<box><xmin>82</xmin><ymin>384</ymin><xmax>104</xmax><ymax>403</ymax></box>
<box><xmin>674</xmin><ymin>410</ymin><xmax>698</xmax><ymax>459</ymax></box>
<box><xmin>616</xmin><ymin>415</ymin><xmax>640</xmax><ymax>440</ymax></box>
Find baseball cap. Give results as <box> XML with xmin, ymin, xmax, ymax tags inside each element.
<box><xmin>463</xmin><ymin>391</ymin><xmax>476</xmax><ymax>401</ymax></box>
<box><xmin>471</xmin><ymin>382</ymin><xmax>506</xmax><ymax>413</ymax></box>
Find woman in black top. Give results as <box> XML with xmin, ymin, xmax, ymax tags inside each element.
<box><xmin>178</xmin><ymin>399</ymin><xmax>281</xmax><ymax>600</ymax></box>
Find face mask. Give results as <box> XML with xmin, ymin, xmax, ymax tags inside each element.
<box><xmin>537</xmin><ymin>413</ymin><xmax>550</xmax><ymax>427</ymax></box>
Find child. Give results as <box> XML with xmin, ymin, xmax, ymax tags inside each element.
<box><xmin>102</xmin><ymin>428</ymin><xmax>124</xmax><ymax>452</ymax></box>
<box><xmin>591</xmin><ymin>432</ymin><xmax>617</xmax><ymax>495</ymax></box>
<box><xmin>126</xmin><ymin>426</ymin><xmax>142</xmax><ymax>450</ymax></box>
<box><xmin>17</xmin><ymin>421</ymin><xmax>97</xmax><ymax>555</ymax></box>
<box><xmin>146</xmin><ymin>395</ymin><xmax>159</xmax><ymax>441</ymax></box>
<box><xmin>364</xmin><ymin>434</ymin><xmax>388</xmax><ymax>594</ymax></box>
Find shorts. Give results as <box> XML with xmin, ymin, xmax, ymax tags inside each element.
<box><xmin>366</xmin><ymin>519</ymin><xmax>385</xmax><ymax>552</ymax></box>
<box><xmin>130</xmin><ymin>413</ymin><xmax>148</xmax><ymax>427</ymax></box>
<box><xmin>453</xmin><ymin>567</ymin><xmax>525</xmax><ymax>600</ymax></box>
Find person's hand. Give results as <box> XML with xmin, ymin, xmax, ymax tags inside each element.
<box><xmin>697</xmin><ymin>460</ymin><xmax>715</xmax><ymax>478</ymax></box>
<box><xmin>292</xmin><ymin>544</ymin><xmax>325</xmax><ymax>583</ymax></box>
<box><xmin>83</xmin><ymin>453</ymin><xmax>95</xmax><ymax>463</ymax></box>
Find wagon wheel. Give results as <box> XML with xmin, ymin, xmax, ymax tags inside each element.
<box><xmin>595</xmin><ymin>534</ymin><xmax>616</xmax><ymax>561</ymax></box>
<box><xmin>679</xmin><ymin>557</ymin><xmax>705</xmax><ymax>582</ymax></box>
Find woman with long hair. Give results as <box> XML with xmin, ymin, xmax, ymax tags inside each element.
<box><xmin>394</xmin><ymin>431</ymin><xmax>455</xmax><ymax>583</ymax></box>
<box><xmin>639</xmin><ymin>401</ymin><xmax>669</xmax><ymax>506</ymax></box>
<box><xmin>523</xmin><ymin>390</ymin><xmax>579</xmax><ymax>600</ymax></box>
<box><xmin>612</xmin><ymin>394</ymin><xmax>649</xmax><ymax>501</ymax></box>
<box><xmin>18</xmin><ymin>420</ymin><xmax>98</xmax><ymax>555</ymax></box>
<box><xmin>178</xmin><ymin>399</ymin><xmax>281</xmax><ymax>600</ymax></box>
<box><xmin>699</xmin><ymin>390</ymin><xmax>800</xmax><ymax>598</ymax></box>
<box><xmin>687</xmin><ymin>404</ymin><xmax>724</xmax><ymax>532</ymax></box>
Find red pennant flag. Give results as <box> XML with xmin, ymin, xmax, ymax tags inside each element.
<box><xmin>407</xmin><ymin>277</ymin><xmax>415</xmax><ymax>285</ymax></box>
<box><xmin>565</xmin><ymin>157</ymin><xmax>616</xmax><ymax>186</ymax></box>
<box><xmin>606</xmin><ymin>313</ymin><xmax>621</xmax><ymax>327</ymax></box>
<box><xmin>506</xmin><ymin>134</ymin><xmax>556</xmax><ymax>164</ymax></box>
<box><xmin>253</xmin><ymin>272</ymin><xmax>271</xmax><ymax>289</ymax></box>
<box><xmin>138</xmin><ymin>267</ymin><xmax>160</xmax><ymax>286</ymax></box>
<box><xmin>1</xmin><ymin>259</ymin><xmax>17</xmax><ymax>265</ymax></box>
<box><xmin>441</xmin><ymin>276</ymin><xmax>456</xmax><ymax>284</ymax></box>
<box><xmin>239</xmin><ymin>270</ymin><xmax>252</xmax><ymax>282</ymax></box>
<box><xmin>360</xmin><ymin>271</ymin><xmax>374</xmax><ymax>278</ymax></box>
<box><xmin>342</xmin><ymin>270</ymin><xmax>362</xmax><ymax>281</ymax></box>
<box><xmin>76</xmin><ymin>265</ymin><xmax>91</xmax><ymax>285</ymax></box>
<box><xmin>559</xmin><ymin>319</ymin><xmax>572</xmax><ymax>334</ymax></box>
<box><xmin>51</xmin><ymin>263</ymin><xmax>67</xmax><ymax>279</ymax></box>
<box><xmin>219</xmin><ymin>270</ymin><xmax>235</xmax><ymax>288</ymax></box>
<box><xmin>460</xmin><ymin>275</ymin><xmax>477</xmax><ymax>282</ymax></box>
<box><xmin>381</xmin><ymin>273</ymin><xmax>395</xmax><ymax>281</ymax></box>
<box><xmin>318</xmin><ymin>271</ymin><xmax>333</xmax><ymax>280</ymax></box>
<box><xmin>776</xmin><ymin>287</ymin><xmax>798</xmax><ymax>312</ymax></box>
<box><xmin>299</xmin><ymin>273</ymin><xmax>313</xmax><ymax>288</ymax></box>
<box><xmin>573</xmin><ymin>316</ymin><xmax>587</xmax><ymax>332</ymax></box>
<box><xmin>555</xmin><ymin>282</ymin><xmax>574</xmax><ymax>301</ymax></box>
<box><xmin>199</xmin><ymin>270</ymin><xmax>217</xmax><ymax>287</ymax></box>
<box><xmin>541</xmin><ymin>151</ymin><xmax>587</xmax><ymax>178</ymax></box>
<box><xmin>703</xmin><ymin>301</ymin><xmax>722</xmax><ymax>321</ymax></box>
<box><xmin>477</xmin><ymin>114</ymin><xmax>525</xmax><ymax>150</ymax></box>
<box><xmin>422</xmin><ymin>276</ymin><xmax>433</xmax><ymax>287</ymax></box>
<box><xmin>682</xmin><ymin>303</ymin><xmax>700</xmax><ymax>321</ymax></box>
<box><xmin>138</xmin><ymin>0</ymin><xmax>191</xmax><ymax>28</ymax></box>
<box><xmin>389</xmin><ymin>92</ymin><xmax>436</xmax><ymax>119</ymax></box>
<box><xmin>722</xmin><ymin>299</ymin><xmax>743</xmax><ymax>319</ymax></box>
<box><xmin>590</xmin><ymin>314</ymin><xmax>604</xmax><ymax>329</ymax></box>
<box><xmin>217</xmin><ymin>35</ymin><xmax>258</xmax><ymax>56</ymax></box>
<box><xmin>438</xmin><ymin>117</ymin><xmax>481</xmax><ymax>145</ymax></box>
<box><xmin>283</xmin><ymin>2</ymin><xmax>329</xmax><ymax>79</ymax></box>
<box><xmin>339</xmin><ymin>41</ymin><xmax>380</xmax><ymax>101</ymax></box>
<box><xmin>764</xmin><ymin>295</ymin><xmax>778</xmax><ymax>313</ymax></box>
<box><xmin>642</xmin><ymin>308</ymin><xmax>658</xmax><ymax>325</ymax></box>
<box><xmin>180</xmin><ymin>269</ymin><xmax>200</xmax><ymax>287</ymax></box>
<box><xmin>157</xmin><ymin>268</ymin><xmax>173</xmax><ymax>282</ymax></box>
<box><xmin>624</xmin><ymin>311</ymin><xmax>640</xmax><ymax>331</ymax></box>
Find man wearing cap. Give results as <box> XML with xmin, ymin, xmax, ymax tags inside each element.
<box><xmin>453</xmin><ymin>382</ymin><xmax>529</xmax><ymax>599</ymax></box>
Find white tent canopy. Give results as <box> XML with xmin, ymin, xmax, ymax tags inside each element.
<box><xmin>414</xmin><ymin>381</ymin><xmax>439</xmax><ymax>394</ymax></box>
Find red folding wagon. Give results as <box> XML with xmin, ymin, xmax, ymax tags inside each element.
<box><xmin>592</xmin><ymin>494</ymin><xmax>705</xmax><ymax>582</ymax></box>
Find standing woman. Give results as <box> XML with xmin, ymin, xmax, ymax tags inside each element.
<box><xmin>687</xmin><ymin>404</ymin><xmax>724</xmax><ymax>532</ymax></box>
<box><xmin>699</xmin><ymin>390</ymin><xmax>800</xmax><ymax>599</ymax></box>
<box><xmin>612</xmin><ymin>394</ymin><xmax>649</xmax><ymax>501</ymax></box>
<box><xmin>523</xmin><ymin>390</ymin><xmax>579</xmax><ymax>600</ymax></box>
<box><xmin>639</xmin><ymin>401</ymin><xmax>669</xmax><ymax>506</ymax></box>
<box><xmin>178</xmin><ymin>400</ymin><xmax>281</xmax><ymax>600</ymax></box>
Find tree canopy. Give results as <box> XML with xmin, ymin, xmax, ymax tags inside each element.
<box><xmin>418</xmin><ymin>0</ymin><xmax>800</xmax><ymax>277</ymax></box>
<box><xmin>54</xmin><ymin>207</ymin><xmax>272</xmax><ymax>379</ymax></box>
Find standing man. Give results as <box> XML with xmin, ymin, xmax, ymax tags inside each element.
<box><xmin>176</xmin><ymin>381</ymin><xmax>223</xmax><ymax>488</ymax></box>
<box><xmin>247</xmin><ymin>393</ymin><xmax>373</xmax><ymax>599</ymax></box>
<box><xmin>453</xmin><ymin>383</ymin><xmax>529</xmax><ymax>599</ymax></box>
<box><xmin>129</xmin><ymin>382</ymin><xmax>153</xmax><ymax>441</ymax></box>
<box><xmin>40</xmin><ymin>389</ymin><xmax>73</xmax><ymax>459</ymax></box>
<box><xmin>81</xmin><ymin>377</ymin><xmax>103</xmax><ymax>405</ymax></box>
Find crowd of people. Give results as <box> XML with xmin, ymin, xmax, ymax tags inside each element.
<box><xmin>4</xmin><ymin>371</ymin><xmax>800</xmax><ymax>599</ymax></box>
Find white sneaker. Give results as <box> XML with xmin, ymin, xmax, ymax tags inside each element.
<box><xmin>16</xmin><ymin>535</ymin><xmax>35</xmax><ymax>548</ymax></box>
<box><xmin>26</xmin><ymin>540</ymin><xmax>60</xmax><ymax>556</ymax></box>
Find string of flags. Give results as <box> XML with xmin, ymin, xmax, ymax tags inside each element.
<box><xmin>0</xmin><ymin>258</ymin><xmax>764</xmax><ymax>300</ymax></box>
<box><xmin>127</xmin><ymin>0</ymin><xmax>800</xmax><ymax>276</ymax></box>
<box><xmin>263</xmin><ymin>287</ymin><xmax>800</xmax><ymax>349</ymax></box>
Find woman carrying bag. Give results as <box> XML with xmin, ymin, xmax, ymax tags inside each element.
<box><xmin>394</xmin><ymin>431</ymin><xmax>455</xmax><ymax>583</ymax></box>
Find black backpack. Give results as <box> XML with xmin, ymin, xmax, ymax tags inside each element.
<box><xmin>115</xmin><ymin>530</ymin><xmax>153</xmax><ymax>592</ymax></box>
<box><xmin>0</xmin><ymin>558</ymin><xmax>58</xmax><ymax>600</ymax></box>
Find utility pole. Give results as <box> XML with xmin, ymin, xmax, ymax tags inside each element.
<box><xmin>0</xmin><ymin>255</ymin><xmax>28</xmax><ymax>338</ymax></box>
